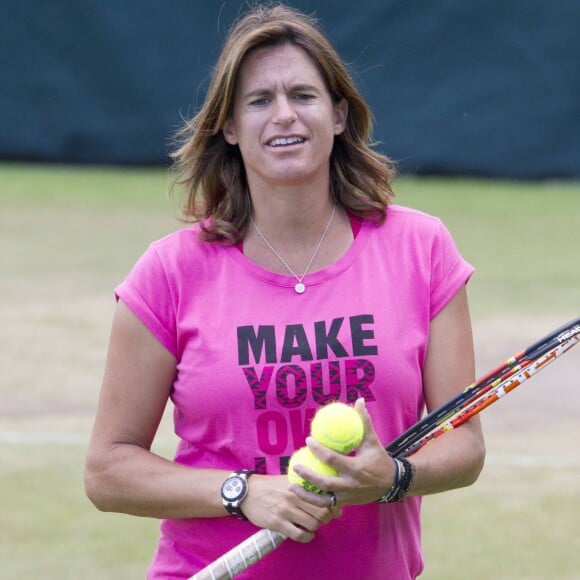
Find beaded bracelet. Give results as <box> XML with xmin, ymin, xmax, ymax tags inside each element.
<box><xmin>396</xmin><ymin>457</ymin><xmax>415</xmax><ymax>500</ymax></box>
<box><xmin>377</xmin><ymin>456</ymin><xmax>416</xmax><ymax>503</ymax></box>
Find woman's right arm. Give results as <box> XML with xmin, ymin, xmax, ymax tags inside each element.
<box><xmin>84</xmin><ymin>300</ymin><xmax>232</xmax><ymax>519</ymax></box>
<box><xmin>84</xmin><ymin>301</ymin><xmax>335</xmax><ymax>539</ymax></box>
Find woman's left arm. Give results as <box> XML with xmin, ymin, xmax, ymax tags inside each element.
<box><xmin>407</xmin><ymin>285</ymin><xmax>485</xmax><ymax>495</ymax></box>
<box><xmin>290</xmin><ymin>285</ymin><xmax>485</xmax><ymax>506</ymax></box>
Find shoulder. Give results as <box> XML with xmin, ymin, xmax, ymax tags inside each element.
<box><xmin>149</xmin><ymin>223</ymin><xmax>202</xmax><ymax>252</ymax></box>
<box><xmin>385</xmin><ymin>204</ymin><xmax>442</xmax><ymax>227</ymax></box>
<box><xmin>147</xmin><ymin>222</ymin><xmax>221</xmax><ymax>264</ymax></box>
<box><xmin>365</xmin><ymin>204</ymin><xmax>464</xmax><ymax>264</ymax></box>
<box><xmin>125</xmin><ymin>222</ymin><xmax>225</xmax><ymax>288</ymax></box>
<box><xmin>372</xmin><ymin>204</ymin><xmax>446</xmax><ymax>241</ymax></box>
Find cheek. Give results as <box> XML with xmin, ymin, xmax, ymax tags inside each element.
<box><xmin>316</xmin><ymin>119</ymin><xmax>339</xmax><ymax>152</ymax></box>
<box><xmin>236</xmin><ymin>135</ymin><xmax>264</xmax><ymax>167</ymax></box>
<box><xmin>234</xmin><ymin>118</ymin><xmax>262</xmax><ymax>149</ymax></box>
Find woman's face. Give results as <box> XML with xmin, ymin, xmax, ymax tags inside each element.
<box><xmin>223</xmin><ymin>43</ymin><xmax>347</xmax><ymax>191</ymax></box>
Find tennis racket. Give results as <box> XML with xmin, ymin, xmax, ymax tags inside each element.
<box><xmin>388</xmin><ymin>317</ymin><xmax>580</xmax><ymax>456</ymax></box>
<box><xmin>191</xmin><ymin>317</ymin><xmax>579</xmax><ymax>580</ymax></box>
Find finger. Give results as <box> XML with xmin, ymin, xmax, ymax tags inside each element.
<box><xmin>303</xmin><ymin>438</ymin><xmax>368</xmax><ymax>490</ymax></box>
<box><xmin>287</xmin><ymin>507</ymin><xmax>325</xmax><ymax>534</ymax></box>
<box><xmin>305</xmin><ymin>436</ymin><xmax>349</xmax><ymax>467</ymax></box>
<box><xmin>270</xmin><ymin>501</ymin><xmax>322</xmax><ymax>544</ymax></box>
<box><xmin>354</xmin><ymin>397</ymin><xmax>383</xmax><ymax>448</ymax></box>
<box><xmin>290</xmin><ymin>445</ymin><xmax>346</xmax><ymax>490</ymax></box>
<box><xmin>320</xmin><ymin>506</ymin><xmax>342</xmax><ymax>522</ymax></box>
<box><xmin>284</xmin><ymin>523</ymin><xmax>315</xmax><ymax>543</ymax></box>
<box><xmin>288</xmin><ymin>485</ymin><xmax>341</xmax><ymax>521</ymax></box>
<box><xmin>326</xmin><ymin>491</ymin><xmax>344</xmax><ymax>516</ymax></box>
<box><xmin>289</xmin><ymin>483</ymin><xmax>336</xmax><ymax>509</ymax></box>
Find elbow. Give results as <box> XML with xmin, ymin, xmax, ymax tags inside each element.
<box><xmin>84</xmin><ymin>453</ymin><xmax>117</xmax><ymax>512</ymax></box>
<box><xmin>84</xmin><ymin>476</ymin><xmax>107</xmax><ymax>513</ymax></box>
<box><xmin>465</xmin><ymin>433</ymin><xmax>487</xmax><ymax>487</ymax></box>
<box><xmin>84</xmin><ymin>468</ymin><xmax>108</xmax><ymax>512</ymax></box>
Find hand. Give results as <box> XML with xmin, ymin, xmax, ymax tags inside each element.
<box><xmin>289</xmin><ymin>398</ymin><xmax>395</xmax><ymax>507</ymax></box>
<box><xmin>241</xmin><ymin>473</ymin><xmax>340</xmax><ymax>543</ymax></box>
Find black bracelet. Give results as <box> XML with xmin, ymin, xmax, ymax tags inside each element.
<box><xmin>377</xmin><ymin>456</ymin><xmax>415</xmax><ymax>503</ymax></box>
<box><xmin>396</xmin><ymin>457</ymin><xmax>415</xmax><ymax>501</ymax></box>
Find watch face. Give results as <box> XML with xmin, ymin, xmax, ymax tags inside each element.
<box><xmin>222</xmin><ymin>476</ymin><xmax>245</xmax><ymax>501</ymax></box>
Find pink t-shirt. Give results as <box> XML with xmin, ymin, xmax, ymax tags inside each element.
<box><xmin>115</xmin><ymin>205</ymin><xmax>474</xmax><ymax>579</ymax></box>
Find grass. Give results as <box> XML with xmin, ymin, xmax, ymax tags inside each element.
<box><xmin>1</xmin><ymin>163</ymin><xmax>579</xmax><ymax>578</ymax></box>
<box><xmin>422</xmin><ymin>465</ymin><xmax>580</xmax><ymax>579</ymax></box>
<box><xmin>0</xmin><ymin>444</ymin><xmax>159</xmax><ymax>579</ymax></box>
<box><xmin>0</xmin><ymin>163</ymin><xmax>175</xmax><ymax>209</ymax></box>
<box><xmin>0</xmin><ymin>164</ymin><xmax>179</xmax><ymax>299</ymax></box>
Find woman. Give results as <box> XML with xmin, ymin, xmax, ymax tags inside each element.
<box><xmin>85</xmin><ymin>4</ymin><xmax>485</xmax><ymax>579</ymax></box>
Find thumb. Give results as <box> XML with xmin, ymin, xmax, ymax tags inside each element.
<box><xmin>354</xmin><ymin>398</ymin><xmax>383</xmax><ymax>449</ymax></box>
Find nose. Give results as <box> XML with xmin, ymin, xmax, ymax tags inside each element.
<box><xmin>272</xmin><ymin>95</ymin><xmax>297</xmax><ymax>126</ymax></box>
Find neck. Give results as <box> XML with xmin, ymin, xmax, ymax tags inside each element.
<box><xmin>251</xmin><ymin>197</ymin><xmax>335</xmax><ymax>245</ymax></box>
<box><xmin>247</xmin><ymin>168</ymin><xmax>333</xmax><ymax>238</ymax></box>
<box><xmin>243</xmin><ymin>201</ymin><xmax>353</xmax><ymax>281</ymax></box>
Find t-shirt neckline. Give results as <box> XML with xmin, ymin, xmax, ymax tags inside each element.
<box><xmin>223</xmin><ymin>217</ymin><xmax>372</xmax><ymax>290</ymax></box>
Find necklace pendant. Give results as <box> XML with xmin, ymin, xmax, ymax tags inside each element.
<box><xmin>251</xmin><ymin>205</ymin><xmax>336</xmax><ymax>296</ymax></box>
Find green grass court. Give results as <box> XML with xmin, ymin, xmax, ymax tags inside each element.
<box><xmin>1</xmin><ymin>164</ymin><xmax>578</xmax><ymax>578</ymax></box>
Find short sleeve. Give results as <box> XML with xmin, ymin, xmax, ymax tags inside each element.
<box><xmin>429</xmin><ymin>219</ymin><xmax>474</xmax><ymax>319</ymax></box>
<box><xmin>115</xmin><ymin>243</ymin><xmax>178</xmax><ymax>357</ymax></box>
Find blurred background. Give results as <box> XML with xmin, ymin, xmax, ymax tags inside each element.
<box><xmin>2</xmin><ymin>0</ymin><xmax>579</xmax><ymax>177</ymax></box>
<box><xmin>1</xmin><ymin>1</ymin><xmax>579</xmax><ymax>578</ymax></box>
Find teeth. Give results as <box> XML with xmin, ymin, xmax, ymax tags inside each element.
<box><xmin>269</xmin><ymin>137</ymin><xmax>304</xmax><ymax>147</ymax></box>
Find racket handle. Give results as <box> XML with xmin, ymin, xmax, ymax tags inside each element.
<box><xmin>190</xmin><ymin>528</ymin><xmax>287</xmax><ymax>580</ymax></box>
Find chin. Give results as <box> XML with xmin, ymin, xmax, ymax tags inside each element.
<box><xmin>268</xmin><ymin>163</ymin><xmax>326</xmax><ymax>185</ymax></box>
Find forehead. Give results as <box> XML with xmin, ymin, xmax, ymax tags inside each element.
<box><xmin>236</xmin><ymin>43</ymin><xmax>327</xmax><ymax>91</ymax></box>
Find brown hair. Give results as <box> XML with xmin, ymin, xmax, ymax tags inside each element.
<box><xmin>171</xmin><ymin>3</ymin><xmax>396</xmax><ymax>244</ymax></box>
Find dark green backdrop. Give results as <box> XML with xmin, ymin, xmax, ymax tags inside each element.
<box><xmin>1</xmin><ymin>0</ymin><xmax>579</xmax><ymax>178</ymax></box>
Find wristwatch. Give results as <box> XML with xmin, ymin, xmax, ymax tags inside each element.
<box><xmin>220</xmin><ymin>469</ymin><xmax>255</xmax><ymax>520</ymax></box>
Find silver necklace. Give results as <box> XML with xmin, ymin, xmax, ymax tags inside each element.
<box><xmin>251</xmin><ymin>204</ymin><xmax>336</xmax><ymax>294</ymax></box>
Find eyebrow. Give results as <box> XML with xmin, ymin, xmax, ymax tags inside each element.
<box><xmin>242</xmin><ymin>83</ymin><xmax>321</xmax><ymax>100</ymax></box>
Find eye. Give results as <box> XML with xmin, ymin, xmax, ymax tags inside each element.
<box><xmin>294</xmin><ymin>92</ymin><xmax>315</xmax><ymax>101</ymax></box>
<box><xmin>249</xmin><ymin>97</ymin><xmax>270</xmax><ymax>107</ymax></box>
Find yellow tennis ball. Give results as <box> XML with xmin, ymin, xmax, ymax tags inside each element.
<box><xmin>287</xmin><ymin>446</ymin><xmax>337</xmax><ymax>494</ymax></box>
<box><xmin>311</xmin><ymin>402</ymin><xmax>364</xmax><ymax>454</ymax></box>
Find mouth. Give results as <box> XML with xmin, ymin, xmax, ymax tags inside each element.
<box><xmin>267</xmin><ymin>136</ymin><xmax>306</xmax><ymax>148</ymax></box>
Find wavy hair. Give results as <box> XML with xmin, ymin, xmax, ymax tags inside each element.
<box><xmin>171</xmin><ymin>3</ymin><xmax>396</xmax><ymax>244</ymax></box>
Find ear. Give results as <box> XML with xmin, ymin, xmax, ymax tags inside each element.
<box><xmin>222</xmin><ymin>118</ymin><xmax>238</xmax><ymax>145</ymax></box>
<box><xmin>333</xmin><ymin>98</ymin><xmax>348</xmax><ymax>136</ymax></box>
